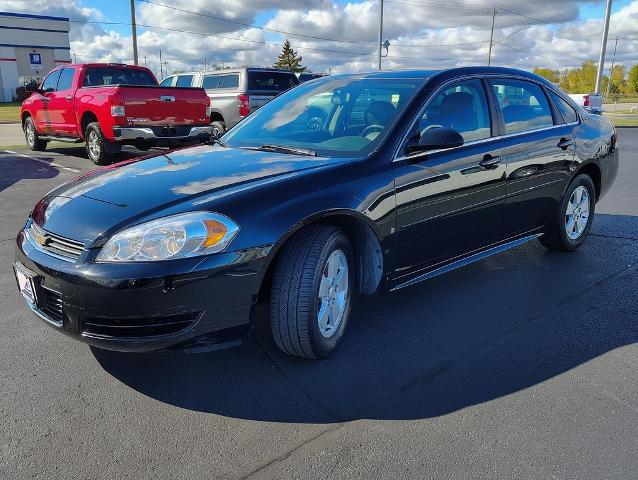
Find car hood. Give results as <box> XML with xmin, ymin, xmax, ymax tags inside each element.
<box><xmin>33</xmin><ymin>144</ymin><xmax>344</xmax><ymax>244</ymax></box>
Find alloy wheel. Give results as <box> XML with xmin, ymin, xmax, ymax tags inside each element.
<box><xmin>317</xmin><ymin>249</ymin><xmax>349</xmax><ymax>338</ymax></box>
<box><xmin>565</xmin><ymin>185</ymin><xmax>590</xmax><ymax>240</ymax></box>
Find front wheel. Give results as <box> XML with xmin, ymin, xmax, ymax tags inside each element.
<box><xmin>270</xmin><ymin>225</ymin><xmax>353</xmax><ymax>359</ymax></box>
<box><xmin>24</xmin><ymin>117</ymin><xmax>47</xmax><ymax>151</ymax></box>
<box><xmin>539</xmin><ymin>174</ymin><xmax>596</xmax><ymax>251</ymax></box>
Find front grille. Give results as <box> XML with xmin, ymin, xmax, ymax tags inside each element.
<box><xmin>82</xmin><ymin>312</ymin><xmax>200</xmax><ymax>338</ymax></box>
<box><xmin>27</xmin><ymin>222</ymin><xmax>85</xmax><ymax>261</ymax></box>
<box><xmin>40</xmin><ymin>287</ymin><xmax>63</xmax><ymax>326</ymax></box>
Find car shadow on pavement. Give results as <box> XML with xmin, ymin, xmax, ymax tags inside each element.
<box><xmin>92</xmin><ymin>213</ymin><xmax>638</xmax><ymax>423</ymax></box>
<box><xmin>0</xmin><ymin>152</ymin><xmax>60</xmax><ymax>193</ymax></box>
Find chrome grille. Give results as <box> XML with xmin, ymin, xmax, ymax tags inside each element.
<box><xmin>40</xmin><ymin>287</ymin><xmax>63</xmax><ymax>326</ymax></box>
<box><xmin>26</xmin><ymin>222</ymin><xmax>85</xmax><ymax>261</ymax></box>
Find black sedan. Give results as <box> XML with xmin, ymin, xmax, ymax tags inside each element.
<box><xmin>14</xmin><ymin>67</ymin><xmax>619</xmax><ymax>359</ymax></box>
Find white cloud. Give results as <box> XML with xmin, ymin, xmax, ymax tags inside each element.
<box><xmin>1</xmin><ymin>0</ymin><xmax>636</xmax><ymax>76</ymax></box>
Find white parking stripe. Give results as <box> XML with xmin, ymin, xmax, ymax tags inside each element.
<box><xmin>1</xmin><ymin>150</ymin><xmax>81</xmax><ymax>173</ymax></box>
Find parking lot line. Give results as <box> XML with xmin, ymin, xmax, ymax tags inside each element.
<box><xmin>2</xmin><ymin>149</ymin><xmax>81</xmax><ymax>173</ymax></box>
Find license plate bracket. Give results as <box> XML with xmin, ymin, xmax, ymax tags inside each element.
<box><xmin>13</xmin><ymin>262</ymin><xmax>38</xmax><ymax>306</ymax></box>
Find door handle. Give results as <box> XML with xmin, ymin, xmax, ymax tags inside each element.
<box><xmin>65</xmin><ymin>95</ymin><xmax>73</xmax><ymax>101</ymax></box>
<box><xmin>479</xmin><ymin>154</ymin><xmax>501</xmax><ymax>169</ymax></box>
<box><xmin>558</xmin><ymin>137</ymin><xmax>574</xmax><ymax>150</ymax></box>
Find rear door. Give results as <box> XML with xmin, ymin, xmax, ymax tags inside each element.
<box><xmin>46</xmin><ymin>67</ymin><xmax>78</xmax><ymax>136</ymax></box>
<box><xmin>392</xmin><ymin>77</ymin><xmax>507</xmax><ymax>277</ymax></box>
<box><xmin>488</xmin><ymin>78</ymin><xmax>574</xmax><ymax>237</ymax></box>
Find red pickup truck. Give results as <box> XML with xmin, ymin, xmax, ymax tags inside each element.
<box><xmin>21</xmin><ymin>63</ymin><xmax>213</xmax><ymax>164</ymax></box>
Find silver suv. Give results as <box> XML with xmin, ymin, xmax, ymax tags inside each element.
<box><xmin>160</xmin><ymin>68</ymin><xmax>300</xmax><ymax>137</ymax></box>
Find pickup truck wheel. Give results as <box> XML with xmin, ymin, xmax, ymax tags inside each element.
<box><xmin>85</xmin><ymin>122</ymin><xmax>120</xmax><ymax>165</ymax></box>
<box><xmin>539</xmin><ymin>174</ymin><xmax>596</xmax><ymax>252</ymax></box>
<box><xmin>211</xmin><ymin>121</ymin><xmax>226</xmax><ymax>138</ymax></box>
<box><xmin>270</xmin><ymin>225</ymin><xmax>353</xmax><ymax>359</ymax></box>
<box><xmin>24</xmin><ymin>117</ymin><xmax>47</xmax><ymax>151</ymax></box>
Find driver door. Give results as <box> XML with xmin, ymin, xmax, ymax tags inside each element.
<box><xmin>392</xmin><ymin>77</ymin><xmax>507</xmax><ymax>280</ymax></box>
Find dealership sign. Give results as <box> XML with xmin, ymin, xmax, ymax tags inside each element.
<box><xmin>29</xmin><ymin>53</ymin><xmax>42</xmax><ymax>70</ymax></box>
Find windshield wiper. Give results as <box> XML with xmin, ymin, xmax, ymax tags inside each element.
<box><xmin>253</xmin><ymin>144</ymin><xmax>316</xmax><ymax>156</ymax></box>
<box><xmin>209</xmin><ymin>137</ymin><xmax>229</xmax><ymax>148</ymax></box>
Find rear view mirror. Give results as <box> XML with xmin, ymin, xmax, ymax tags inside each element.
<box><xmin>407</xmin><ymin>127</ymin><xmax>464</xmax><ymax>154</ymax></box>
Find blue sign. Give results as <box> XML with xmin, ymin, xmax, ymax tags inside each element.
<box><xmin>29</xmin><ymin>53</ymin><xmax>42</xmax><ymax>66</ymax></box>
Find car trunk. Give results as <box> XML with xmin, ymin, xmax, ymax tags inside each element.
<box><xmin>119</xmin><ymin>86</ymin><xmax>208</xmax><ymax>126</ymax></box>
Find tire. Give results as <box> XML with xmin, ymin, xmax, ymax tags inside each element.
<box><xmin>270</xmin><ymin>225</ymin><xmax>354</xmax><ymax>359</ymax></box>
<box><xmin>211</xmin><ymin>121</ymin><xmax>226</xmax><ymax>138</ymax></box>
<box><xmin>85</xmin><ymin>122</ymin><xmax>120</xmax><ymax>165</ymax></box>
<box><xmin>23</xmin><ymin>117</ymin><xmax>47</xmax><ymax>151</ymax></box>
<box><xmin>539</xmin><ymin>174</ymin><xmax>596</xmax><ymax>252</ymax></box>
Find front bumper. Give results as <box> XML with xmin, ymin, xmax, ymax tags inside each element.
<box><xmin>15</xmin><ymin>228</ymin><xmax>270</xmax><ymax>352</ymax></box>
<box><xmin>112</xmin><ymin>125</ymin><xmax>213</xmax><ymax>146</ymax></box>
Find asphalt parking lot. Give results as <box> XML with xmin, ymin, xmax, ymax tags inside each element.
<box><xmin>1</xmin><ymin>131</ymin><xmax>637</xmax><ymax>479</ymax></box>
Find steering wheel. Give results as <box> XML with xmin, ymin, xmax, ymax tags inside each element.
<box><xmin>420</xmin><ymin>124</ymin><xmax>444</xmax><ymax>135</ymax></box>
<box><xmin>361</xmin><ymin>124</ymin><xmax>385</xmax><ymax>137</ymax></box>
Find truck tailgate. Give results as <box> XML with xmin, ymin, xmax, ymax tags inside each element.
<box><xmin>120</xmin><ymin>86</ymin><xmax>209</xmax><ymax>126</ymax></box>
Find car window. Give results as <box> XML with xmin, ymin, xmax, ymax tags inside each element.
<box><xmin>223</xmin><ymin>77</ymin><xmax>425</xmax><ymax>157</ymax></box>
<box><xmin>218</xmin><ymin>74</ymin><xmax>239</xmax><ymax>89</ymax></box>
<box><xmin>83</xmin><ymin>67</ymin><xmax>156</xmax><ymax>86</ymax></box>
<box><xmin>489</xmin><ymin>79</ymin><xmax>553</xmax><ymax>134</ymax></box>
<box><xmin>419</xmin><ymin>78</ymin><xmax>491</xmax><ymax>142</ymax></box>
<box><xmin>41</xmin><ymin>70</ymin><xmax>61</xmax><ymax>93</ymax></box>
<box><xmin>202</xmin><ymin>75</ymin><xmax>220</xmax><ymax>89</ymax></box>
<box><xmin>159</xmin><ymin>76</ymin><xmax>174</xmax><ymax>87</ymax></box>
<box><xmin>176</xmin><ymin>75</ymin><xmax>193</xmax><ymax>87</ymax></box>
<box><xmin>247</xmin><ymin>71</ymin><xmax>300</xmax><ymax>91</ymax></box>
<box><xmin>56</xmin><ymin>68</ymin><xmax>75</xmax><ymax>91</ymax></box>
<box><xmin>549</xmin><ymin>91</ymin><xmax>578</xmax><ymax>124</ymax></box>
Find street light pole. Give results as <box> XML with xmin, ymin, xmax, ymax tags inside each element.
<box><xmin>594</xmin><ymin>0</ymin><xmax>613</xmax><ymax>94</ymax></box>
<box><xmin>605</xmin><ymin>34</ymin><xmax>619</xmax><ymax>99</ymax></box>
<box><xmin>130</xmin><ymin>0</ymin><xmax>139</xmax><ymax>66</ymax></box>
<box><xmin>377</xmin><ymin>0</ymin><xmax>384</xmax><ymax>70</ymax></box>
<box><xmin>487</xmin><ymin>7</ymin><xmax>496</xmax><ymax>66</ymax></box>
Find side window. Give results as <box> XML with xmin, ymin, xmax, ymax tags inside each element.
<box><xmin>419</xmin><ymin>78</ymin><xmax>491</xmax><ymax>142</ymax></box>
<box><xmin>489</xmin><ymin>79</ymin><xmax>553</xmax><ymax>134</ymax></box>
<box><xmin>549</xmin><ymin>91</ymin><xmax>578</xmax><ymax>124</ymax></box>
<box><xmin>202</xmin><ymin>75</ymin><xmax>220</xmax><ymax>89</ymax></box>
<box><xmin>41</xmin><ymin>70</ymin><xmax>61</xmax><ymax>93</ymax></box>
<box><xmin>218</xmin><ymin>74</ymin><xmax>239</xmax><ymax>89</ymax></box>
<box><xmin>159</xmin><ymin>76</ymin><xmax>174</xmax><ymax>87</ymax></box>
<box><xmin>176</xmin><ymin>75</ymin><xmax>193</xmax><ymax>87</ymax></box>
<box><xmin>56</xmin><ymin>68</ymin><xmax>75</xmax><ymax>91</ymax></box>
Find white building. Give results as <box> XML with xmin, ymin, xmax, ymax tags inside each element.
<box><xmin>0</xmin><ymin>11</ymin><xmax>71</xmax><ymax>102</ymax></box>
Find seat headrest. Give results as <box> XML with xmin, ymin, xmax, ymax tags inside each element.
<box><xmin>365</xmin><ymin>101</ymin><xmax>397</xmax><ymax>126</ymax></box>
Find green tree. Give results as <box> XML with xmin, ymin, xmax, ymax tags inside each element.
<box><xmin>533</xmin><ymin>67</ymin><xmax>560</xmax><ymax>84</ymax></box>
<box><xmin>273</xmin><ymin>40</ymin><xmax>306</xmax><ymax>73</ymax></box>
<box><xmin>628</xmin><ymin>65</ymin><xmax>638</xmax><ymax>94</ymax></box>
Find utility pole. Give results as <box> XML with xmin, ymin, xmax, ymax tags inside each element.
<box><xmin>594</xmin><ymin>0</ymin><xmax>613</xmax><ymax>94</ymax></box>
<box><xmin>605</xmin><ymin>34</ymin><xmax>619</xmax><ymax>99</ymax></box>
<box><xmin>487</xmin><ymin>7</ymin><xmax>496</xmax><ymax>66</ymax></box>
<box><xmin>130</xmin><ymin>0</ymin><xmax>139</xmax><ymax>66</ymax></box>
<box><xmin>159</xmin><ymin>49</ymin><xmax>163</xmax><ymax>78</ymax></box>
<box><xmin>377</xmin><ymin>0</ymin><xmax>384</xmax><ymax>70</ymax></box>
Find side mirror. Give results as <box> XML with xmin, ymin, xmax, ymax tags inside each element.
<box><xmin>407</xmin><ymin>127</ymin><xmax>464</xmax><ymax>154</ymax></box>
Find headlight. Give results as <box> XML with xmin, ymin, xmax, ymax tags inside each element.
<box><xmin>96</xmin><ymin>212</ymin><xmax>239</xmax><ymax>262</ymax></box>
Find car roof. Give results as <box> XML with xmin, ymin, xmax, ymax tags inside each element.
<box><xmin>176</xmin><ymin>68</ymin><xmax>298</xmax><ymax>76</ymax></box>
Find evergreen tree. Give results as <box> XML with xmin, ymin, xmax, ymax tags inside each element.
<box><xmin>273</xmin><ymin>40</ymin><xmax>306</xmax><ymax>73</ymax></box>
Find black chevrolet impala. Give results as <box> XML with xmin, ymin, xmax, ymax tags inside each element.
<box><xmin>14</xmin><ymin>67</ymin><xmax>618</xmax><ymax>359</ymax></box>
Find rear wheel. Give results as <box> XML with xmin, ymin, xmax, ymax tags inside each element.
<box><xmin>85</xmin><ymin>122</ymin><xmax>120</xmax><ymax>165</ymax></box>
<box><xmin>211</xmin><ymin>121</ymin><xmax>226</xmax><ymax>138</ymax></box>
<box><xmin>539</xmin><ymin>174</ymin><xmax>596</xmax><ymax>251</ymax></box>
<box><xmin>270</xmin><ymin>225</ymin><xmax>353</xmax><ymax>359</ymax></box>
<box><xmin>24</xmin><ymin>117</ymin><xmax>47</xmax><ymax>151</ymax></box>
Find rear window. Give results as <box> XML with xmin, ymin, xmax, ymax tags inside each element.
<box><xmin>202</xmin><ymin>75</ymin><xmax>220</xmax><ymax>89</ymax></box>
<box><xmin>83</xmin><ymin>67</ymin><xmax>156</xmax><ymax>87</ymax></box>
<box><xmin>219</xmin><ymin>74</ymin><xmax>239</xmax><ymax>89</ymax></box>
<box><xmin>247</xmin><ymin>71</ymin><xmax>299</xmax><ymax>91</ymax></box>
<box><xmin>176</xmin><ymin>75</ymin><xmax>193</xmax><ymax>87</ymax></box>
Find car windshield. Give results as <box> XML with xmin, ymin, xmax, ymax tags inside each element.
<box><xmin>223</xmin><ymin>76</ymin><xmax>425</xmax><ymax>157</ymax></box>
<box><xmin>83</xmin><ymin>67</ymin><xmax>157</xmax><ymax>87</ymax></box>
